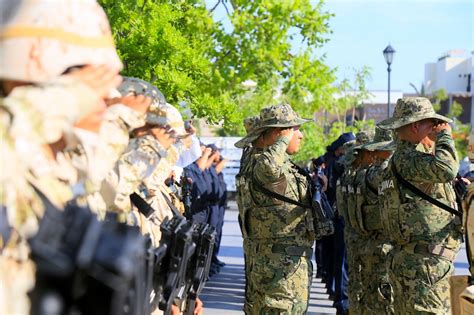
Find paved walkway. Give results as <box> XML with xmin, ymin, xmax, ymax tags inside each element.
<box><xmin>200</xmin><ymin>201</ymin><xmax>469</xmax><ymax>314</ymax></box>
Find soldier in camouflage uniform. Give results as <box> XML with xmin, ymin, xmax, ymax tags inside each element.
<box><xmin>0</xmin><ymin>1</ymin><xmax>123</xmax><ymax>314</ymax></box>
<box><xmin>101</xmin><ymin>78</ymin><xmax>177</xmax><ymax>223</ymax></box>
<box><xmin>67</xmin><ymin>82</ymin><xmax>152</xmax><ymax>218</ymax></box>
<box><xmin>337</xmin><ymin>131</ymin><xmax>370</xmax><ymax>313</ymax></box>
<box><xmin>236</xmin><ymin>104</ymin><xmax>315</xmax><ymax>314</ymax></box>
<box><xmin>235</xmin><ymin>115</ymin><xmax>264</xmax><ymax>308</ymax></box>
<box><xmin>378</xmin><ymin>97</ymin><xmax>462</xmax><ymax>314</ymax></box>
<box><xmin>450</xmin><ymin>130</ymin><xmax>474</xmax><ymax>314</ymax></box>
<box><xmin>352</xmin><ymin>128</ymin><xmax>395</xmax><ymax>314</ymax></box>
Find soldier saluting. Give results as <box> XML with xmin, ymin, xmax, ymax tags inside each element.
<box><xmin>236</xmin><ymin>103</ymin><xmax>315</xmax><ymax>314</ymax></box>
<box><xmin>377</xmin><ymin>97</ymin><xmax>462</xmax><ymax>314</ymax></box>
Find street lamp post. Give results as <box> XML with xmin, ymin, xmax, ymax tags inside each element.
<box><xmin>383</xmin><ymin>44</ymin><xmax>395</xmax><ymax>118</ymax></box>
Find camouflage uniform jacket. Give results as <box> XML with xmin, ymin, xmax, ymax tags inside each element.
<box><xmin>236</xmin><ymin>147</ymin><xmax>258</xmax><ymax>240</ymax></box>
<box><xmin>378</xmin><ymin>130</ymin><xmax>462</xmax><ymax>250</ymax></box>
<box><xmin>463</xmin><ymin>183</ymin><xmax>474</xmax><ymax>275</ymax></box>
<box><xmin>247</xmin><ymin>137</ymin><xmax>314</xmax><ymax>246</ymax></box>
<box><xmin>65</xmin><ymin>105</ymin><xmax>146</xmax><ymax>215</ymax></box>
<box><xmin>102</xmin><ymin>135</ymin><xmax>167</xmax><ymax>213</ymax></box>
<box><xmin>0</xmin><ymin>81</ymin><xmax>97</xmax><ymax>259</ymax></box>
<box><xmin>360</xmin><ymin>161</ymin><xmax>389</xmax><ymax>237</ymax></box>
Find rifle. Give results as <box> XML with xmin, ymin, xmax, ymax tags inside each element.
<box><xmin>29</xmin><ymin>196</ymin><xmax>150</xmax><ymax>315</ymax></box>
<box><xmin>29</xmin><ymin>200</ymin><xmax>96</xmax><ymax>315</ymax></box>
<box><xmin>183</xmin><ymin>223</ymin><xmax>216</xmax><ymax>315</ymax></box>
<box><xmin>310</xmin><ymin>175</ymin><xmax>335</xmax><ymax>238</ymax></box>
<box><xmin>181</xmin><ymin>168</ymin><xmax>193</xmax><ymax>219</ymax></box>
<box><xmin>76</xmin><ymin>213</ymin><xmax>149</xmax><ymax>315</ymax></box>
<box><xmin>157</xmin><ymin>216</ymin><xmax>196</xmax><ymax>312</ymax></box>
<box><xmin>297</xmin><ymin>164</ymin><xmax>335</xmax><ymax>238</ymax></box>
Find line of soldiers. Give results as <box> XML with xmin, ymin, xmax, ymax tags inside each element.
<box><xmin>0</xmin><ymin>1</ymin><xmax>227</xmax><ymax>314</ymax></box>
<box><xmin>330</xmin><ymin>97</ymin><xmax>473</xmax><ymax>315</ymax></box>
<box><xmin>235</xmin><ymin>99</ymin><xmax>473</xmax><ymax>314</ymax></box>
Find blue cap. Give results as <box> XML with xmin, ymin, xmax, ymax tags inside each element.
<box><xmin>333</xmin><ymin>132</ymin><xmax>356</xmax><ymax>149</ymax></box>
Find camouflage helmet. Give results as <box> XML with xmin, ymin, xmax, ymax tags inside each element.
<box><xmin>234</xmin><ymin>115</ymin><xmax>262</xmax><ymax>149</ymax></box>
<box><xmin>362</xmin><ymin>127</ymin><xmax>396</xmax><ymax>151</ymax></box>
<box><xmin>259</xmin><ymin>103</ymin><xmax>311</xmax><ymax>128</ymax></box>
<box><xmin>0</xmin><ymin>0</ymin><xmax>122</xmax><ymax>82</ymax></box>
<box><xmin>378</xmin><ymin>97</ymin><xmax>452</xmax><ymax>130</ymax></box>
<box><xmin>147</xmin><ymin>102</ymin><xmax>188</xmax><ymax>137</ymax></box>
<box><xmin>468</xmin><ymin>129</ymin><xmax>474</xmax><ymax>163</ymax></box>
<box><xmin>118</xmin><ymin>77</ymin><xmax>166</xmax><ymax>108</ymax></box>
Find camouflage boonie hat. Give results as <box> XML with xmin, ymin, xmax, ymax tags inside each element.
<box><xmin>353</xmin><ymin>130</ymin><xmax>373</xmax><ymax>149</ymax></box>
<box><xmin>235</xmin><ymin>104</ymin><xmax>310</xmax><ymax>149</ymax></box>
<box><xmin>362</xmin><ymin>127</ymin><xmax>396</xmax><ymax>151</ymax></box>
<box><xmin>235</xmin><ymin>115</ymin><xmax>262</xmax><ymax>149</ymax></box>
<box><xmin>259</xmin><ymin>103</ymin><xmax>311</xmax><ymax>128</ymax></box>
<box><xmin>118</xmin><ymin>77</ymin><xmax>166</xmax><ymax>109</ymax></box>
<box><xmin>378</xmin><ymin>97</ymin><xmax>452</xmax><ymax>130</ymax></box>
<box><xmin>244</xmin><ymin>116</ymin><xmax>260</xmax><ymax>133</ymax></box>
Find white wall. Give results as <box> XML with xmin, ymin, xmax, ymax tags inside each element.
<box><xmin>200</xmin><ymin>137</ymin><xmax>242</xmax><ymax>192</ymax></box>
<box><xmin>425</xmin><ymin>52</ymin><xmax>473</xmax><ymax>94</ymax></box>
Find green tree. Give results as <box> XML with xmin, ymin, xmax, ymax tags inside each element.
<box><xmin>98</xmin><ymin>0</ymin><xmax>239</xmax><ymax>126</ymax></box>
<box><xmin>430</xmin><ymin>88</ymin><xmax>469</xmax><ymax>158</ymax></box>
<box><xmin>409</xmin><ymin>82</ymin><xmax>426</xmax><ymax>96</ymax></box>
<box><xmin>205</xmin><ymin>0</ymin><xmax>337</xmax><ymax>131</ymax></box>
<box><xmin>100</xmin><ymin>0</ymin><xmax>372</xmax><ymax>161</ymax></box>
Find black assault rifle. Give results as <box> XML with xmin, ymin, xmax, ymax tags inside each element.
<box><xmin>180</xmin><ymin>223</ymin><xmax>216</xmax><ymax>315</ymax></box>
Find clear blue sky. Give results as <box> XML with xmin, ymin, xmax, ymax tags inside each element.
<box><xmin>320</xmin><ymin>0</ymin><xmax>473</xmax><ymax>92</ymax></box>
<box><xmin>207</xmin><ymin>0</ymin><xmax>473</xmax><ymax>93</ymax></box>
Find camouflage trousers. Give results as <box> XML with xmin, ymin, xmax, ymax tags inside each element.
<box><xmin>357</xmin><ymin>240</ymin><xmax>394</xmax><ymax>315</ymax></box>
<box><xmin>344</xmin><ymin>229</ymin><xmax>363</xmax><ymax>314</ymax></box>
<box><xmin>390</xmin><ymin>249</ymin><xmax>454</xmax><ymax>314</ymax></box>
<box><xmin>244</xmin><ymin>242</ymin><xmax>312</xmax><ymax>315</ymax></box>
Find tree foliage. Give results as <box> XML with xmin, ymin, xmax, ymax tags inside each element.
<box><xmin>211</xmin><ymin>0</ymin><xmax>336</xmax><ymax>124</ymax></box>
<box><xmin>430</xmin><ymin>88</ymin><xmax>469</xmax><ymax>158</ymax></box>
<box><xmin>99</xmin><ymin>0</ymin><xmax>378</xmax><ymax>162</ymax></box>
<box><xmin>98</xmin><ymin>0</ymin><xmax>238</xmax><ymax>125</ymax></box>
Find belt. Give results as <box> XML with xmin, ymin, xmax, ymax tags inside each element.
<box><xmin>271</xmin><ymin>244</ymin><xmax>313</xmax><ymax>257</ymax></box>
<box><xmin>403</xmin><ymin>243</ymin><xmax>457</xmax><ymax>261</ymax></box>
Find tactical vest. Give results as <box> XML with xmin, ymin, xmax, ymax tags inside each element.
<box><xmin>358</xmin><ymin>167</ymin><xmax>384</xmax><ymax>234</ymax></box>
<box><xmin>337</xmin><ymin>168</ymin><xmax>353</xmax><ymax>222</ymax></box>
<box><xmin>378</xmin><ymin>164</ymin><xmax>460</xmax><ymax>245</ymax></box>
<box><xmin>347</xmin><ymin>168</ymin><xmax>371</xmax><ymax>236</ymax></box>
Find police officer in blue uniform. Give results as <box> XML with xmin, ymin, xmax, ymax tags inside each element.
<box><xmin>184</xmin><ymin>145</ymin><xmax>213</xmax><ymax>223</ymax></box>
<box><xmin>204</xmin><ymin>144</ymin><xmax>223</xmax><ymax>275</ymax></box>
<box><xmin>326</xmin><ymin>132</ymin><xmax>355</xmax><ymax>315</ymax></box>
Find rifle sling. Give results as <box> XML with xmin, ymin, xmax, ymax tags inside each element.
<box><xmin>258</xmin><ymin>184</ymin><xmax>311</xmax><ymax>210</ymax></box>
<box><xmin>391</xmin><ymin>162</ymin><xmax>462</xmax><ymax>217</ymax></box>
<box><xmin>130</xmin><ymin>192</ymin><xmax>182</xmax><ymax>219</ymax></box>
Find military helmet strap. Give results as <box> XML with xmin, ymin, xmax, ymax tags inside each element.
<box><xmin>390</xmin><ymin>161</ymin><xmax>462</xmax><ymax>217</ymax></box>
